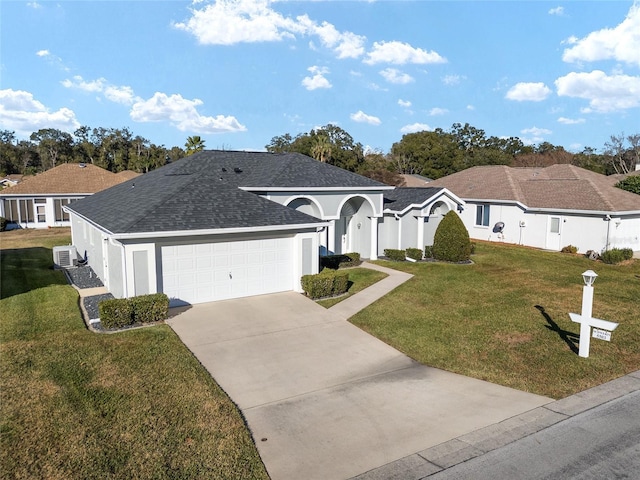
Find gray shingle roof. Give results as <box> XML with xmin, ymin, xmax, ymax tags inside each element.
<box><xmin>383</xmin><ymin>187</ymin><xmax>445</xmax><ymax>212</ymax></box>
<box><xmin>67</xmin><ymin>151</ymin><xmax>386</xmax><ymax>234</ymax></box>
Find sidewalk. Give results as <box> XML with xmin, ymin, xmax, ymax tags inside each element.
<box><xmin>351</xmin><ymin>370</ymin><xmax>640</xmax><ymax>479</ymax></box>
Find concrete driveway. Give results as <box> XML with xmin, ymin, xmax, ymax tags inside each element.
<box><xmin>167</xmin><ymin>286</ymin><xmax>552</xmax><ymax>480</ymax></box>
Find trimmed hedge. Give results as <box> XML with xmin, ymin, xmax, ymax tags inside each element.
<box><xmin>406</xmin><ymin>248</ymin><xmax>423</xmax><ymax>261</ymax></box>
<box><xmin>320</xmin><ymin>252</ymin><xmax>362</xmax><ymax>270</ymax></box>
<box><xmin>301</xmin><ymin>269</ymin><xmax>350</xmax><ymax>299</ymax></box>
<box><xmin>424</xmin><ymin>245</ymin><xmax>434</xmax><ymax>259</ymax></box>
<box><xmin>432</xmin><ymin>211</ymin><xmax>471</xmax><ymax>262</ymax></box>
<box><xmin>601</xmin><ymin>248</ymin><xmax>634</xmax><ymax>265</ymax></box>
<box><xmin>384</xmin><ymin>249</ymin><xmax>406</xmax><ymax>262</ymax></box>
<box><xmin>0</xmin><ymin>217</ymin><xmax>7</xmax><ymax>232</ymax></box>
<box><xmin>99</xmin><ymin>293</ymin><xmax>169</xmax><ymax>329</ymax></box>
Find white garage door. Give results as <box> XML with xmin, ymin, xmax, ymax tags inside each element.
<box><xmin>161</xmin><ymin>237</ymin><xmax>293</xmax><ymax>305</ymax></box>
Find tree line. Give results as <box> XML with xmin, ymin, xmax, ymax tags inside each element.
<box><xmin>267</xmin><ymin>123</ymin><xmax>640</xmax><ymax>182</ymax></box>
<box><xmin>2</xmin><ymin>124</ymin><xmax>638</xmax><ymax>185</ymax></box>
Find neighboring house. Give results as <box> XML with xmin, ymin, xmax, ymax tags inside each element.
<box><xmin>0</xmin><ymin>163</ymin><xmax>139</xmax><ymax>229</ymax></box>
<box><xmin>66</xmin><ymin>151</ymin><xmax>462</xmax><ymax>305</ymax></box>
<box><xmin>399</xmin><ymin>173</ymin><xmax>433</xmax><ymax>187</ymax></box>
<box><xmin>429</xmin><ymin>164</ymin><xmax>640</xmax><ymax>254</ymax></box>
<box><xmin>0</xmin><ymin>174</ymin><xmax>24</xmax><ymax>188</ymax></box>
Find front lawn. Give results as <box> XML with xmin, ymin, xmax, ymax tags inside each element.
<box><xmin>351</xmin><ymin>242</ymin><xmax>640</xmax><ymax>399</ymax></box>
<box><xmin>0</xmin><ymin>229</ymin><xmax>269</xmax><ymax>480</ymax></box>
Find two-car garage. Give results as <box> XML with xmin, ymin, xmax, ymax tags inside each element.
<box><xmin>160</xmin><ymin>236</ymin><xmax>295</xmax><ymax>306</ymax></box>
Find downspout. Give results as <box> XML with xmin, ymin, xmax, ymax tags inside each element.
<box><xmin>604</xmin><ymin>215</ymin><xmax>611</xmax><ymax>251</ymax></box>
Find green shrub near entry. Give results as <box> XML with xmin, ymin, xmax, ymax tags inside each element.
<box><xmin>561</xmin><ymin>245</ymin><xmax>578</xmax><ymax>254</ymax></box>
<box><xmin>406</xmin><ymin>248</ymin><xmax>423</xmax><ymax>261</ymax></box>
<box><xmin>432</xmin><ymin>211</ymin><xmax>471</xmax><ymax>262</ymax></box>
<box><xmin>424</xmin><ymin>245</ymin><xmax>434</xmax><ymax>258</ymax></box>
<box><xmin>384</xmin><ymin>249</ymin><xmax>406</xmax><ymax>261</ymax></box>
<box><xmin>0</xmin><ymin>217</ymin><xmax>7</xmax><ymax>231</ymax></box>
<box><xmin>301</xmin><ymin>269</ymin><xmax>350</xmax><ymax>299</ymax></box>
<box><xmin>99</xmin><ymin>299</ymin><xmax>134</xmax><ymax>329</ymax></box>
<box><xmin>99</xmin><ymin>293</ymin><xmax>169</xmax><ymax>329</ymax></box>
<box><xmin>130</xmin><ymin>293</ymin><xmax>169</xmax><ymax>324</ymax></box>
<box><xmin>320</xmin><ymin>252</ymin><xmax>362</xmax><ymax>270</ymax></box>
<box><xmin>601</xmin><ymin>248</ymin><xmax>633</xmax><ymax>264</ymax></box>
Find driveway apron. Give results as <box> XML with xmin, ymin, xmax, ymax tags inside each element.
<box><xmin>168</xmin><ymin>275</ymin><xmax>552</xmax><ymax>480</ymax></box>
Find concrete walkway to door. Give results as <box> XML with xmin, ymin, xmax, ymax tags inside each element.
<box><xmin>167</xmin><ymin>263</ymin><xmax>552</xmax><ymax>480</ymax></box>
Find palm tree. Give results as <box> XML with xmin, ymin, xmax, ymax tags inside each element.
<box><xmin>311</xmin><ymin>134</ymin><xmax>331</xmax><ymax>163</ymax></box>
<box><xmin>184</xmin><ymin>136</ymin><xmax>205</xmax><ymax>156</ymax></box>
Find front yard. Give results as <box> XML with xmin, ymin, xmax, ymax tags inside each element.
<box><xmin>0</xmin><ymin>229</ymin><xmax>269</xmax><ymax>480</ymax></box>
<box><xmin>351</xmin><ymin>242</ymin><xmax>640</xmax><ymax>399</ymax></box>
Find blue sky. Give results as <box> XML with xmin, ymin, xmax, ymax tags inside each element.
<box><xmin>1</xmin><ymin>0</ymin><xmax>638</xmax><ymax>154</ymax></box>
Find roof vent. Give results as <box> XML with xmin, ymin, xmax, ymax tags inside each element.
<box><xmin>234</xmin><ymin>167</ymin><xmax>242</xmax><ymax>173</ymax></box>
<box><xmin>222</xmin><ymin>167</ymin><xmax>227</xmax><ymax>172</ymax></box>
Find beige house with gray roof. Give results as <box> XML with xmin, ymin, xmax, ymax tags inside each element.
<box><xmin>429</xmin><ymin>164</ymin><xmax>640</xmax><ymax>254</ymax></box>
<box><xmin>0</xmin><ymin>163</ymin><xmax>139</xmax><ymax>229</ymax></box>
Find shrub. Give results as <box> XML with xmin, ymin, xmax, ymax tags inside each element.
<box><xmin>406</xmin><ymin>248</ymin><xmax>423</xmax><ymax>261</ymax></box>
<box><xmin>384</xmin><ymin>249</ymin><xmax>406</xmax><ymax>261</ymax></box>
<box><xmin>561</xmin><ymin>245</ymin><xmax>578</xmax><ymax>254</ymax></box>
<box><xmin>99</xmin><ymin>299</ymin><xmax>134</xmax><ymax>329</ymax></box>
<box><xmin>424</xmin><ymin>245</ymin><xmax>434</xmax><ymax>258</ymax></box>
<box><xmin>99</xmin><ymin>293</ymin><xmax>169</xmax><ymax>329</ymax></box>
<box><xmin>470</xmin><ymin>242</ymin><xmax>476</xmax><ymax>255</ymax></box>
<box><xmin>600</xmin><ymin>248</ymin><xmax>632</xmax><ymax>265</ymax></box>
<box><xmin>0</xmin><ymin>217</ymin><xmax>7</xmax><ymax>232</ymax></box>
<box><xmin>301</xmin><ymin>269</ymin><xmax>349</xmax><ymax>299</ymax></box>
<box><xmin>130</xmin><ymin>293</ymin><xmax>169</xmax><ymax>324</ymax></box>
<box><xmin>432</xmin><ymin>211</ymin><xmax>471</xmax><ymax>262</ymax></box>
<box><xmin>320</xmin><ymin>252</ymin><xmax>362</xmax><ymax>270</ymax></box>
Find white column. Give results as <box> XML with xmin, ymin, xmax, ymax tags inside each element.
<box><xmin>417</xmin><ymin>216</ymin><xmax>424</xmax><ymax>252</ymax></box>
<box><xmin>370</xmin><ymin>217</ymin><xmax>378</xmax><ymax>260</ymax></box>
<box><xmin>579</xmin><ymin>285</ymin><xmax>594</xmax><ymax>358</ymax></box>
<box><xmin>396</xmin><ymin>216</ymin><xmax>402</xmax><ymax>249</ymax></box>
<box><xmin>328</xmin><ymin>220</ymin><xmax>336</xmax><ymax>255</ymax></box>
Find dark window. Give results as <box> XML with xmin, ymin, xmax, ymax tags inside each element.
<box><xmin>475</xmin><ymin>205</ymin><xmax>490</xmax><ymax>227</ymax></box>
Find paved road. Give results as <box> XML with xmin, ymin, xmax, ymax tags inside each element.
<box><xmin>428</xmin><ymin>390</ymin><xmax>640</xmax><ymax>479</ymax></box>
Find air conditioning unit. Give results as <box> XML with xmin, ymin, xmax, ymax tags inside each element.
<box><xmin>53</xmin><ymin>246</ymin><xmax>77</xmax><ymax>268</ymax></box>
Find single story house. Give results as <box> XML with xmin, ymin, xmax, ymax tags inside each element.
<box><xmin>0</xmin><ymin>163</ymin><xmax>139</xmax><ymax>229</ymax></box>
<box><xmin>66</xmin><ymin>151</ymin><xmax>462</xmax><ymax>305</ymax></box>
<box><xmin>428</xmin><ymin>164</ymin><xmax>640</xmax><ymax>254</ymax></box>
<box><xmin>0</xmin><ymin>174</ymin><xmax>24</xmax><ymax>188</ymax></box>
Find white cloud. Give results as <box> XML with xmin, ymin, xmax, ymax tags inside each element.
<box><xmin>555</xmin><ymin>70</ymin><xmax>640</xmax><ymax>112</ymax></box>
<box><xmin>27</xmin><ymin>2</ymin><xmax>42</xmax><ymax>9</ymax></box>
<box><xmin>379</xmin><ymin>68</ymin><xmax>414</xmax><ymax>84</ymax></box>
<box><xmin>548</xmin><ymin>6</ymin><xmax>565</xmax><ymax>16</ymax></box>
<box><xmin>364</xmin><ymin>40</ymin><xmax>446</xmax><ymax>65</ymax></box>
<box><xmin>400</xmin><ymin>122</ymin><xmax>432</xmax><ymax>134</ymax></box>
<box><xmin>61</xmin><ymin>75</ymin><xmax>106</xmax><ymax>93</ymax></box>
<box><xmin>429</xmin><ymin>107</ymin><xmax>448</xmax><ymax>116</ymax></box>
<box><xmin>350</xmin><ymin>110</ymin><xmax>381</xmax><ymax>125</ymax></box>
<box><xmin>130</xmin><ymin>92</ymin><xmax>246</xmax><ymax>133</ymax></box>
<box><xmin>36</xmin><ymin>49</ymin><xmax>50</xmax><ymax>57</ymax></box>
<box><xmin>466</xmin><ymin>104</ymin><xmax>475</xmax><ymax>110</ymax></box>
<box><xmin>104</xmin><ymin>85</ymin><xmax>138</xmax><ymax>105</ymax></box>
<box><xmin>302</xmin><ymin>65</ymin><xmax>332</xmax><ymax>90</ymax></box>
<box><xmin>505</xmin><ymin>82</ymin><xmax>552</xmax><ymax>101</ymax></box>
<box><xmin>442</xmin><ymin>74</ymin><xmax>464</xmax><ymax>86</ymax></box>
<box><xmin>0</xmin><ymin>89</ymin><xmax>80</xmax><ymax>136</ymax></box>
<box><xmin>557</xmin><ymin>117</ymin><xmax>586</xmax><ymax>125</ymax></box>
<box><xmin>562</xmin><ymin>3</ymin><xmax>640</xmax><ymax>66</ymax></box>
<box><xmin>174</xmin><ymin>0</ymin><xmax>365</xmax><ymax>59</ymax></box>
<box><xmin>398</xmin><ymin>99</ymin><xmax>411</xmax><ymax>108</ymax></box>
<box><xmin>520</xmin><ymin>126</ymin><xmax>552</xmax><ymax>144</ymax></box>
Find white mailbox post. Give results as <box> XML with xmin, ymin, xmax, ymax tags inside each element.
<box><xmin>570</xmin><ymin>270</ymin><xmax>618</xmax><ymax>358</ymax></box>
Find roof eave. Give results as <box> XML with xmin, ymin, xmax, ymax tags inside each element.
<box><xmin>240</xmin><ymin>186</ymin><xmax>395</xmax><ymax>192</ymax></box>
<box><xmin>384</xmin><ymin>188</ymin><xmax>464</xmax><ymax>215</ymax></box>
<box><xmin>109</xmin><ymin>222</ymin><xmax>330</xmax><ymax>240</ymax></box>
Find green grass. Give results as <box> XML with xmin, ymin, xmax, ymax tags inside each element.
<box><xmin>316</xmin><ymin>267</ymin><xmax>388</xmax><ymax>308</ymax></box>
<box><xmin>350</xmin><ymin>242</ymin><xmax>640</xmax><ymax>399</ymax></box>
<box><xmin>0</xmin><ymin>229</ymin><xmax>269</xmax><ymax>480</ymax></box>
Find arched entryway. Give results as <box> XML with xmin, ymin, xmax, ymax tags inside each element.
<box><xmin>335</xmin><ymin>196</ymin><xmax>375</xmax><ymax>257</ymax></box>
